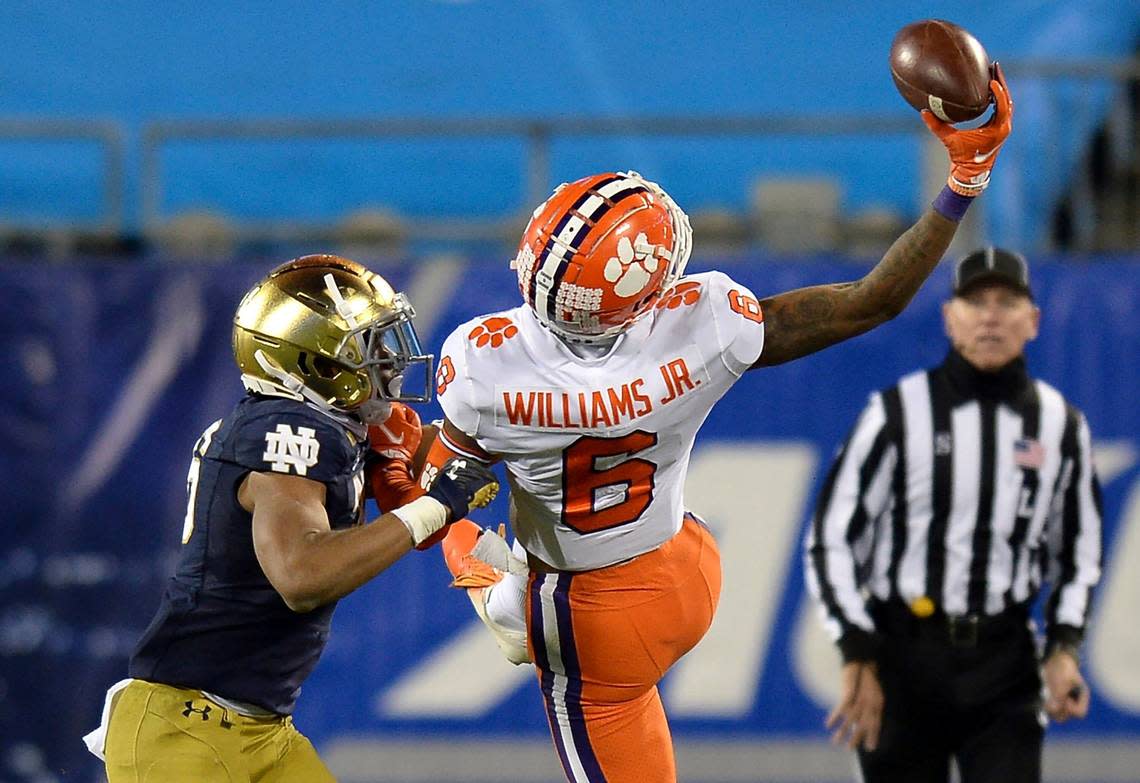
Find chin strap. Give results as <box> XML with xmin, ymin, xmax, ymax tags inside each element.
<box><xmin>241</xmin><ymin>371</ymin><xmax>303</xmax><ymax>401</ymax></box>
<box><xmin>243</xmin><ymin>361</ymin><xmax>368</xmax><ymax>437</ymax></box>
<box><xmin>250</xmin><ymin>349</ymin><xmax>352</xmax><ymax>417</ymax></box>
<box><xmin>248</xmin><ymin>350</ymin><xmax>376</xmax><ymax>436</ymax></box>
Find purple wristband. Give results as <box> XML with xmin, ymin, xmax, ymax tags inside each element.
<box><xmin>931</xmin><ymin>185</ymin><xmax>974</xmax><ymax>222</ymax></box>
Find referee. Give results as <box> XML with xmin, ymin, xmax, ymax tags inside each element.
<box><xmin>804</xmin><ymin>247</ymin><xmax>1103</xmax><ymax>783</ymax></box>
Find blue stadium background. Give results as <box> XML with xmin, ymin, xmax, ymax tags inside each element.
<box><xmin>1</xmin><ymin>2</ymin><xmax>1138</xmax><ymax>781</ymax></box>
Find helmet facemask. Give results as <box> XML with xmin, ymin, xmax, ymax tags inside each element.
<box><xmin>340</xmin><ymin>293</ymin><xmax>434</xmax><ymax>422</ymax></box>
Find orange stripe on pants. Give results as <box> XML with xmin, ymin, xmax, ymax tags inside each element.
<box><xmin>527</xmin><ymin>514</ymin><xmax>722</xmax><ymax>783</ymax></box>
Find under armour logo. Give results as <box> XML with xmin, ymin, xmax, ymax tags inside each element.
<box><xmin>182</xmin><ymin>701</ymin><xmax>212</xmax><ymax>720</ymax></box>
<box><xmin>263</xmin><ymin>424</ymin><xmax>321</xmax><ymax>476</ymax></box>
<box><xmin>444</xmin><ymin>459</ymin><xmax>468</xmax><ymax>480</ymax></box>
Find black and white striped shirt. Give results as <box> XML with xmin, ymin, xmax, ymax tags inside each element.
<box><xmin>805</xmin><ymin>351</ymin><xmax>1102</xmax><ymax>660</ymax></box>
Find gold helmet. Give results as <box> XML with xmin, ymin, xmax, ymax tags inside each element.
<box><xmin>233</xmin><ymin>254</ymin><xmax>433</xmax><ymax>418</ymax></box>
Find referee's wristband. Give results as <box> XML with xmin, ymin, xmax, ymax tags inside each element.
<box><xmin>391</xmin><ymin>496</ymin><xmax>449</xmax><ymax>546</ymax></box>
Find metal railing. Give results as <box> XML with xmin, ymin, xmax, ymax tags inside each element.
<box><xmin>137</xmin><ymin>114</ymin><xmax>925</xmax><ymax>253</ymax></box>
<box><xmin>0</xmin><ymin>118</ymin><xmax>126</xmax><ymax>235</ymax></box>
<box><xmin>1</xmin><ymin>59</ymin><xmax>1136</xmax><ymax>255</ymax></box>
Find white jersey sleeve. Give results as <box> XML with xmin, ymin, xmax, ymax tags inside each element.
<box><xmin>699</xmin><ymin>270</ymin><xmax>766</xmax><ymax>375</ymax></box>
<box><xmin>434</xmin><ymin>322</ymin><xmax>484</xmax><ymax>439</ymax></box>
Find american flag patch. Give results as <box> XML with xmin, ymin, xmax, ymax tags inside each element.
<box><xmin>1014</xmin><ymin>438</ymin><xmax>1045</xmax><ymax>469</ymax></box>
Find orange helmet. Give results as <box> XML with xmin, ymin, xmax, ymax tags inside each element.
<box><xmin>511</xmin><ymin>170</ymin><xmax>693</xmax><ymax>343</ymax></box>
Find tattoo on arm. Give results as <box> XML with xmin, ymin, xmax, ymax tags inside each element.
<box><xmin>752</xmin><ymin>210</ymin><xmax>958</xmax><ymax>367</ymax></box>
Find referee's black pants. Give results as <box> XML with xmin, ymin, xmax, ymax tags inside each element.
<box><xmin>858</xmin><ymin>602</ymin><xmax>1044</xmax><ymax>783</ymax></box>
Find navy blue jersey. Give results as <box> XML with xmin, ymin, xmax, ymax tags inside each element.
<box><xmin>129</xmin><ymin>394</ymin><xmax>368</xmax><ymax>714</ymax></box>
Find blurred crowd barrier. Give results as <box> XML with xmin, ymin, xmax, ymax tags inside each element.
<box><xmin>1</xmin><ymin>251</ymin><xmax>1137</xmax><ymax>782</ymax></box>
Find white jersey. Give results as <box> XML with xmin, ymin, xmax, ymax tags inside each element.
<box><xmin>436</xmin><ymin>271</ymin><xmax>766</xmax><ymax>570</ymax></box>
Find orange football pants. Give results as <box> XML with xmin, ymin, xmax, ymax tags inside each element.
<box><xmin>526</xmin><ymin>513</ymin><xmax>722</xmax><ymax>783</ymax></box>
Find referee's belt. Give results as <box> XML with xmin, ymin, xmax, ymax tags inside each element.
<box><xmin>870</xmin><ymin>599</ymin><xmax>1030</xmax><ymax>648</ymax></box>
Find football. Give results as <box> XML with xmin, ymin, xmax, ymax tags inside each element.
<box><xmin>889</xmin><ymin>19</ymin><xmax>993</xmax><ymax>123</ymax></box>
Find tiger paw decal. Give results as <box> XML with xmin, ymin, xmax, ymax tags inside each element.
<box><xmin>467</xmin><ymin>317</ymin><xmax>519</xmax><ymax>348</ymax></box>
<box><xmin>604</xmin><ymin>233</ymin><xmax>661</xmax><ymax>298</ymax></box>
<box><xmin>656</xmin><ymin>280</ymin><xmax>702</xmax><ymax>310</ymax></box>
<box><xmin>435</xmin><ymin>356</ymin><xmax>456</xmax><ymax>395</ymax></box>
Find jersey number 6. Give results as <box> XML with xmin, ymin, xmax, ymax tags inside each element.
<box><xmin>561</xmin><ymin>430</ymin><xmax>658</xmax><ymax>534</ymax></box>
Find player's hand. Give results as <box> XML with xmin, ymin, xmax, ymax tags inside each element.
<box><xmin>367</xmin><ymin>457</ymin><xmax>420</xmax><ymax>513</ymax></box>
<box><xmin>922</xmin><ymin>61</ymin><xmax>1014</xmax><ymax>196</ymax></box>
<box><xmin>826</xmin><ymin>661</ymin><xmax>884</xmax><ymax>752</ymax></box>
<box><xmin>424</xmin><ymin>457</ymin><xmax>500</xmax><ymax>526</ymax></box>
<box><xmin>1042</xmin><ymin>648</ymin><xmax>1090</xmax><ymax>722</ymax></box>
<box><xmin>368</xmin><ymin>402</ymin><xmax>422</xmax><ymax>463</ymax></box>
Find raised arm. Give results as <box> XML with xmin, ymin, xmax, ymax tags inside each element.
<box><xmin>752</xmin><ymin>63</ymin><xmax>1014</xmax><ymax>368</ymax></box>
<box><xmin>755</xmin><ymin>211</ymin><xmax>956</xmax><ymax>366</ymax></box>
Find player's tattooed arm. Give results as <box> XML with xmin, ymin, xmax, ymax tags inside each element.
<box><xmin>750</xmin><ymin>210</ymin><xmax>958</xmax><ymax>367</ymax></box>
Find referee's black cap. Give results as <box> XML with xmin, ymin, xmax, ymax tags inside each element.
<box><xmin>953</xmin><ymin>246</ymin><xmax>1032</xmax><ymax>299</ymax></box>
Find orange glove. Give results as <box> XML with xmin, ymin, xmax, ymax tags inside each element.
<box><xmin>368</xmin><ymin>457</ymin><xmax>423</xmax><ymax>513</ymax></box>
<box><xmin>922</xmin><ymin>62</ymin><xmax>1014</xmax><ymax>196</ymax></box>
<box><xmin>366</xmin><ymin>403</ymin><xmax>425</xmax><ymax>513</ymax></box>
<box><xmin>367</xmin><ymin>402</ymin><xmax>423</xmax><ymax>463</ymax></box>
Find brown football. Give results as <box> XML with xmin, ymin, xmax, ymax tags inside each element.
<box><xmin>889</xmin><ymin>19</ymin><xmax>992</xmax><ymax>123</ymax></box>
